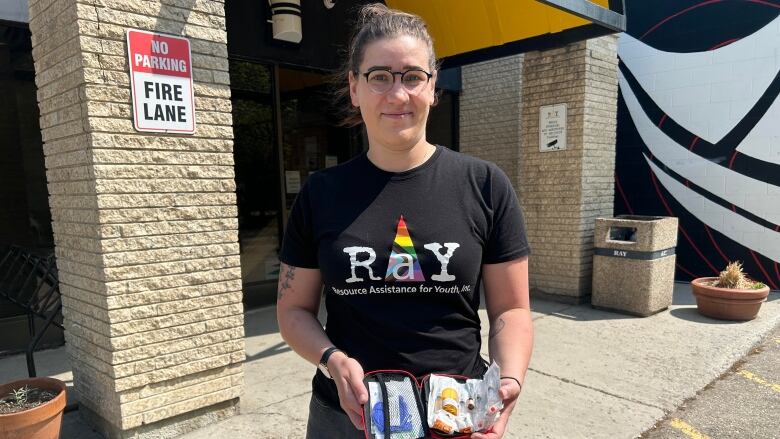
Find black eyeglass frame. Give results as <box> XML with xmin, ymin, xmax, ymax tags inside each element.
<box><xmin>360</xmin><ymin>68</ymin><xmax>434</xmax><ymax>91</ymax></box>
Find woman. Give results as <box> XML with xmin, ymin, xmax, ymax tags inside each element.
<box><xmin>276</xmin><ymin>4</ymin><xmax>533</xmax><ymax>438</ymax></box>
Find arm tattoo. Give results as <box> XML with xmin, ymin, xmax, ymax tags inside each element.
<box><xmin>488</xmin><ymin>317</ymin><xmax>506</xmax><ymax>340</ymax></box>
<box><xmin>277</xmin><ymin>264</ymin><xmax>296</xmax><ymax>301</ymax></box>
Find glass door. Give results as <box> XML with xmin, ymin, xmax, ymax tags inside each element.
<box><xmin>231</xmin><ymin>62</ymin><xmax>365</xmax><ymax>309</ymax></box>
<box><xmin>278</xmin><ymin>66</ymin><xmax>363</xmax><ymax>220</ymax></box>
<box><xmin>230</xmin><ymin>60</ymin><xmax>282</xmax><ymax>308</ymax></box>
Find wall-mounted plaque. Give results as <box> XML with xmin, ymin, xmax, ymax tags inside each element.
<box><xmin>539</xmin><ymin>103</ymin><xmax>567</xmax><ymax>152</ymax></box>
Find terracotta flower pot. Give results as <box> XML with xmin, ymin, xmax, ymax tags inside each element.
<box><xmin>0</xmin><ymin>377</ymin><xmax>66</xmax><ymax>439</ymax></box>
<box><xmin>691</xmin><ymin>277</ymin><xmax>770</xmax><ymax>321</ymax></box>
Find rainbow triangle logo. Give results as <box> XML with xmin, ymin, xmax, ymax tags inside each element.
<box><xmin>385</xmin><ymin>215</ymin><xmax>425</xmax><ymax>282</ymax></box>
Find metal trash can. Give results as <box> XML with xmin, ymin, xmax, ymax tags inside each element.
<box><xmin>592</xmin><ymin>215</ymin><xmax>678</xmax><ymax>316</ymax></box>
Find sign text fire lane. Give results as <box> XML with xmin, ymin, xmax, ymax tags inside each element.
<box><xmin>127</xmin><ymin>29</ymin><xmax>196</xmax><ymax>134</ymax></box>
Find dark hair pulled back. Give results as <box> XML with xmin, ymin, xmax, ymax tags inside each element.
<box><xmin>334</xmin><ymin>3</ymin><xmax>439</xmax><ymax>127</ymax></box>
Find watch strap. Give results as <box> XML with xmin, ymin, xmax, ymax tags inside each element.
<box><xmin>319</xmin><ymin>346</ymin><xmax>341</xmax><ymax>369</ymax></box>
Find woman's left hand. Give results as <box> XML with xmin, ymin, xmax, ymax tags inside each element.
<box><xmin>470</xmin><ymin>377</ymin><xmax>522</xmax><ymax>439</ymax></box>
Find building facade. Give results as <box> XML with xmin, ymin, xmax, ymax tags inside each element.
<box><xmin>615</xmin><ymin>1</ymin><xmax>780</xmax><ymax>288</ymax></box>
<box><xmin>1</xmin><ymin>0</ymin><xmax>625</xmax><ymax>436</ymax></box>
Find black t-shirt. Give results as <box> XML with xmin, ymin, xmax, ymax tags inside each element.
<box><xmin>280</xmin><ymin>145</ymin><xmax>530</xmax><ymax>408</ymax></box>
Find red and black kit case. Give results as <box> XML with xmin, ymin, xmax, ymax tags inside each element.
<box><xmin>361</xmin><ymin>369</ymin><xmax>493</xmax><ymax>439</ymax></box>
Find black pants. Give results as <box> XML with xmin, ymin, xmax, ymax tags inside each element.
<box><xmin>306</xmin><ymin>392</ymin><xmax>365</xmax><ymax>439</ymax></box>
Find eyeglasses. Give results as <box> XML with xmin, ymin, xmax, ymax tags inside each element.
<box><xmin>361</xmin><ymin>68</ymin><xmax>433</xmax><ymax>94</ymax></box>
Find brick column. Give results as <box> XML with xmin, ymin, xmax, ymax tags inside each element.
<box><xmin>28</xmin><ymin>0</ymin><xmax>244</xmax><ymax>437</ymax></box>
<box><xmin>460</xmin><ymin>39</ymin><xmax>618</xmax><ymax>303</ymax></box>
<box><xmin>459</xmin><ymin>55</ymin><xmax>524</xmax><ymax>185</ymax></box>
<box><xmin>520</xmin><ymin>36</ymin><xmax>619</xmax><ymax>302</ymax></box>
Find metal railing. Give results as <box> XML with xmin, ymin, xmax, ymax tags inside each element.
<box><xmin>0</xmin><ymin>245</ymin><xmax>63</xmax><ymax>377</ymax></box>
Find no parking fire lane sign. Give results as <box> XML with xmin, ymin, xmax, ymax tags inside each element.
<box><xmin>127</xmin><ymin>29</ymin><xmax>196</xmax><ymax>134</ymax></box>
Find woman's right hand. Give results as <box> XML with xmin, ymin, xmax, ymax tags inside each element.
<box><xmin>328</xmin><ymin>352</ymin><xmax>369</xmax><ymax>430</ymax></box>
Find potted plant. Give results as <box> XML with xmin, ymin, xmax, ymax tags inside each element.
<box><xmin>0</xmin><ymin>377</ymin><xmax>67</xmax><ymax>439</ymax></box>
<box><xmin>691</xmin><ymin>261</ymin><xmax>770</xmax><ymax>321</ymax></box>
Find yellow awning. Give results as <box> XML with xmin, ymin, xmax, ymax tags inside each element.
<box><xmin>386</xmin><ymin>0</ymin><xmax>619</xmax><ymax>64</ymax></box>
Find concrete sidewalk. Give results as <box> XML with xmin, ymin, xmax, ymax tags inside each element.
<box><xmin>1</xmin><ymin>283</ymin><xmax>778</xmax><ymax>438</ymax></box>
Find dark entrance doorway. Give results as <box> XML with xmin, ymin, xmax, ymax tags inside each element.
<box><xmin>231</xmin><ymin>63</ymin><xmax>364</xmax><ymax>309</ymax></box>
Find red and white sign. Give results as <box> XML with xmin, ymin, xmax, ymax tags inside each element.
<box><xmin>127</xmin><ymin>29</ymin><xmax>195</xmax><ymax>134</ymax></box>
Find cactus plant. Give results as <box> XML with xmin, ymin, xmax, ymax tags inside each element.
<box><xmin>691</xmin><ymin>261</ymin><xmax>770</xmax><ymax>321</ymax></box>
<box><xmin>713</xmin><ymin>261</ymin><xmax>766</xmax><ymax>290</ymax></box>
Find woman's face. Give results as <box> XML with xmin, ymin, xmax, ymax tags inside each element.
<box><xmin>349</xmin><ymin>35</ymin><xmax>436</xmax><ymax>151</ymax></box>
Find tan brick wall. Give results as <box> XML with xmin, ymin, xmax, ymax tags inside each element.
<box><xmin>28</xmin><ymin>0</ymin><xmax>244</xmax><ymax>433</ymax></box>
<box><xmin>520</xmin><ymin>36</ymin><xmax>618</xmax><ymax>300</ymax></box>
<box><xmin>460</xmin><ymin>39</ymin><xmax>618</xmax><ymax>302</ymax></box>
<box><xmin>459</xmin><ymin>55</ymin><xmax>524</xmax><ymax>186</ymax></box>
<box><xmin>581</xmin><ymin>36</ymin><xmax>619</xmax><ymax>292</ymax></box>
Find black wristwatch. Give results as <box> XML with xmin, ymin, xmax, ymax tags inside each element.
<box><xmin>318</xmin><ymin>347</ymin><xmax>342</xmax><ymax>379</ymax></box>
